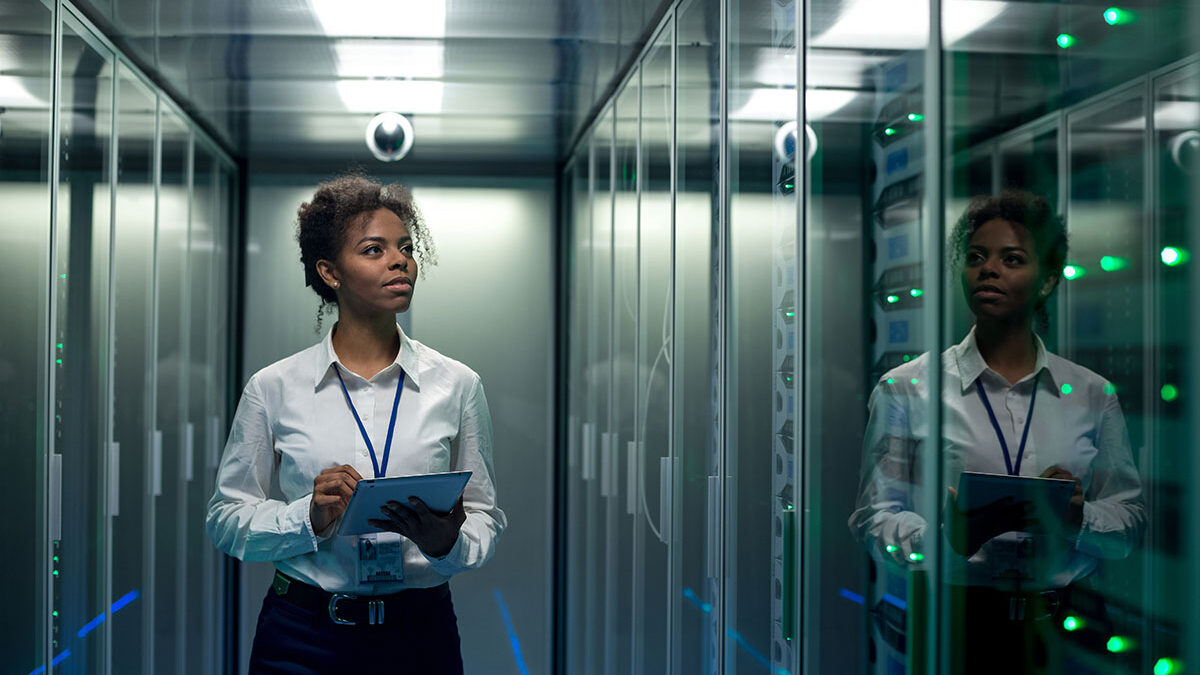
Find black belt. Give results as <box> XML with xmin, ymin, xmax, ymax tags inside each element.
<box><xmin>956</xmin><ymin>585</ymin><xmax>1068</xmax><ymax>622</ymax></box>
<box><xmin>271</xmin><ymin>570</ymin><xmax>449</xmax><ymax>627</ymax></box>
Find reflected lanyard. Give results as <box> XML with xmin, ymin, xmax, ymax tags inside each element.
<box><xmin>333</xmin><ymin>364</ymin><xmax>405</xmax><ymax>479</ymax></box>
<box><xmin>975</xmin><ymin>371</ymin><xmax>1040</xmax><ymax>476</ymax></box>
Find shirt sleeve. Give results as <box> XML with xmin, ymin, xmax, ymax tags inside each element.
<box><xmin>1076</xmin><ymin>390</ymin><xmax>1146</xmax><ymax>559</ymax></box>
<box><xmin>849</xmin><ymin>378</ymin><xmax>927</xmax><ymax>565</ymax></box>
<box><xmin>205</xmin><ymin>377</ymin><xmax>321</xmax><ymax>562</ymax></box>
<box><xmin>426</xmin><ymin>374</ymin><xmax>507</xmax><ymax>575</ymax></box>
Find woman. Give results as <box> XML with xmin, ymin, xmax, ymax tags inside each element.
<box><xmin>850</xmin><ymin>190</ymin><xmax>1144</xmax><ymax>672</ymax></box>
<box><xmin>207</xmin><ymin>175</ymin><xmax>505</xmax><ymax>673</ymax></box>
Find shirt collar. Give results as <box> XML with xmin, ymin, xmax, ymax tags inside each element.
<box><xmin>313</xmin><ymin>322</ymin><xmax>421</xmax><ymax>390</ymax></box>
<box><xmin>953</xmin><ymin>326</ymin><xmax>1060</xmax><ymax>395</ymax></box>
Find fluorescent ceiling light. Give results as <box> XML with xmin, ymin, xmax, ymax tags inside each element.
<box><xmin>732</xmin><ymin>88</ymin><xmax>857</xmax><ymax>122</ymax></box>
<box><xmin>336</xmin><ymin>79</ymin><xmax>444</xmax><ymax>114</ymax></box>
<box><xmin>311</xmin><ymin>0</ymin><xmax>447</xmax><ymax>38</ymax></box>
<box><xmin>0</xmin><ymin>76</ymin><xmax>46</xmax><ymax>108</ymax></box>
<box><xmin>812</xmin><ymin>0</ymin><xmax>1005</xmax><ymax>50</ymax></box>
<box><xmin>1152</xmin><ymin>101</ymin><xmax>1199</xmax><ymax>130</ymax></box>
<box><xmin>334</xmin><ymin>40</ymin><xmax>445</xmax><ymax>78</ymax></box>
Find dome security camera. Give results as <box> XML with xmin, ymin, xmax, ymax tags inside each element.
<box><xmin>1170</xmin><ymin>130</ymin><xmax>1199</xmax><ymax>174</ymax></box>
<box><xmin>365</xmin><ymin>112</ymin><xmax>414</xmax><ymax>162</ymax></box>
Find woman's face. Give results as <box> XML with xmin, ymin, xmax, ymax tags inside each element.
<box><xmin>961</xmin><ymin>218</ymin><xmax>1054</xmax><ymax>323</ymax></box>
<box><xmin>323</xmin><ymin>207</ymin><xmax>418</xmax><ymax>315</ymax></box>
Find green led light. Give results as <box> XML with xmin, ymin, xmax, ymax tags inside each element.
<box><xmin>903</xmin><ymin>354</ymin><xmax>912</xmax><ymax>362</ymax></box>
<box><xmin>52</xmin><ymin>610</ymin><xmax>58</xmax><ymax>617</ymax></box>
<box><xmin>1056</xmin><ymin>33</ymin><xmax>1077</xmax><ymax>49</ymax></box>
<box><xmin>784</xmin><ymin>310</ymin><xmax>795</xmax><ymax>318</ymax></box>
<box><xmin>884</xmin><ymin>127</ymin><xmax>897</xmax><ymax>136</ymax></box>
<box><xmin>907</xmin><ymin>113</ymin><xmax>924</xmax><ymax>122</ymax></box>
<box><xmin>56</xmin><ymin>359</ymin><xmax>62</xmax><ymax>365</ymax></box>
<box><xmin>910</xmin><ymin>378</ymin><xmax>920</xmax><ymax>385</ymax></box>
<box><xmin>1099</xmin><ymin>255</ymin><xmax>1129</xmax><ymax>272</ymax></box>
<box><xmin>53</xmin><ymin>555</ymin><xmax>58</xmax><ymax>562</ymax></box>
<box><xmin>1103</xmin><ymin>382</ymin><xmax>1118</xmax><ymax>395</ymax></box>
<box><xmin>1155</xmin><ymin>658</ymin><xmax>1182</xmax><ymax>675</ymax></box>
<box><xmin>1062</xmin><ymin>264</ymin><xmax>1087</xmax><ymax>280</ymax></box>
<box><xmin>885</xmin><ymin>544</ymin><xmax>897</xmax><ymax>553</ymax></box>
<box><xmin>56</xmin><ymin>343</ymin><xmax>63</xmax><ymax>349</ymax></box>
<box><xmin>1161</xmin><ymin>246</ymin><xmax>1190</xmax><ymax>266</ymax></box>
<box><xmin>1103</xmin><ymin>7</ymin><xmax>1137</xmax><ymax>25</ymax></box>
<box><xmin>886</xmin><ymin>294</ymin><xmax>900</xmax><ymax>304</ymax></box>
<box><xmin>1061</xmin><ymin>383</ymin><xmax>1073</xmax><ymax>395</ymax></box>
<box><xmin>1162</xmin><ymin>384</ymin><xmax>1179</xmax><ymax>402</ymax></box>
<box><xmin>1063</xmin><ymin>616</ymin><xmax>1080</xmax><ymax>631</ymax></box>
<box><xmin>59</xmin><ymin>273</ymin><xmax>67</xmax><ymax>279</ymax></box>
<box><xmin>910</xmin><ymin>288</ymin><xmax>924</xmax><ymax>297</ymax></box>
<box><xmin>908</xmin><ymin>552</ymin><xmax>924</xmax><ymax>562</ymax></box>
<box><xmin>783</xmin><ymin>182</ymin><xmax>795</xmax><ymax>191</ymax></box>
<box><xmin>886</xmin><ymin>377</ymin><xmax>896</xmax><ymax>384</ymax></box>
<box><xmin>53</xmin><ymin>570</ymin><xmax>59</xmax><ymax>576</ymax></box>
<box><xmin>1107</xmin><ymin>636</ymin><xmax>1131</xmax><ymax>653</ymax></box>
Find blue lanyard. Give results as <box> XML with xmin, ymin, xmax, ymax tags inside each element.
<box><xmin>333</xmin><ymin>364</ymin><xmax>405</xmax><ymax>479</ymax></box>
<box><xmin>975</xmin><ymin>371</ymin><xmax>1040</xmax><ymax>476</ymax></box>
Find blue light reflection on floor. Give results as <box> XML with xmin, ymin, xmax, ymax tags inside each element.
<box><xmin>682</xmin><ymin>588</ymin><xmax>790</xmax><ymax>675</ymax></box>
<box><xmin>492</xmin><ymin>589</ymin><xmax>531</xmax><ymax>675</ymax></box>
<box><xmin>25</xmin><ymin>591</ymin><xmax>138</xmax><ymax>675</ymax></box>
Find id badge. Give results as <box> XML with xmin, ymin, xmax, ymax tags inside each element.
<box><xmin>357</xmin><ymin>532</ymin><xmax>404</xmax><ymax>584</ymax></box>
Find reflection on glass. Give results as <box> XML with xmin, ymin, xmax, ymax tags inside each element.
<box><xmin>111</xmin><ymin>67</ymin><xmax>157</xmax><ymax>675</ymax></box>
<box><xmin>728</xmin><ymin>0</ymin><xmax>798</xmax><ymax>671</ymax></box>
<box><xmin>638</xmin><ymin>27</ymin><xmax>671</xmax><ymax>674</ymax></box>
<box><xmin>54</xmin><ymin>15</ymin><xmax>113</xmax><ymax>673</ymax></box>
<box><xmin>674</xmin><ymin>0</ymin><xmax>720</xmax><ymax>671</ymax></box>
<box><xmin>0</xmin><ymin>1</ymin><xmax>53</xmax><ymax>671</ymax></box>
<box><xmin>155</xmin><ymin>108</ymin><xmax>190</xmax><ymax>675</ymax></box>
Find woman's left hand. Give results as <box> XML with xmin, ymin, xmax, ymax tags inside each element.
<box><xmin>369</xmin><ymin>495</ymin><xmax>466</xmax><ymax>558</ymax></box>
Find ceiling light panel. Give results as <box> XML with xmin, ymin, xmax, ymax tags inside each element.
<box><xmin>311</xmin><ymin>0</ymin><xmax>447</xmax><ymax>38</ymax></box>
<box><xmin>812</xmin><ymin>0</ymin><xmax>1005</xmax><ymax>50</ymax></box>
<box><xmin>333</xmin><ymin>39</ymin><xmax>445</xmax><ymax>78</ymax></box>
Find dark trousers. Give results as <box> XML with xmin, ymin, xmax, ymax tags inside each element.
<box><xmin>248</xmin><ymin>582</ymin><xmax>463</xmax><ymax>674</ymax></box>
<box><xmin>950</xmin><ymin>585</ymin><xmax>1072</xmax><ymax>675</ymax></box>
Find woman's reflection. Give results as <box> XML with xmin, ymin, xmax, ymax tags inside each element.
<box><xmin>849</xmin><ymin>190</ymin><xmax>1145</xmax><ymax>673</ymax></box>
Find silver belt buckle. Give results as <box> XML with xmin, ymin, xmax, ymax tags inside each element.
<box><xmin>328</xmin><ymin>593</ymin><xmax>357</xmax><ymax>625</ymax></box>
<box><xmin>368</xmin><ymin>599</ymin><xmax>385</xmax><ymax>625</ymax></box>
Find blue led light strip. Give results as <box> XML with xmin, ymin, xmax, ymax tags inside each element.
<box><xmin>492</xmin><ymin>590</ymin><xmax>531</xmax><ymax>675</ymax></box>
<box><xmin>26</xmin><ymin>591</ymin><xmax>139</xmax><ymax>675</ymax></box>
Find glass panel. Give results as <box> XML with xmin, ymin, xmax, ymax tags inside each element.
<box><xmin>110</xmin><ymin>66</ymin><xmax>157</xmax><ymax>675</ymax></box>
<box><xmin>638</xmin><ymin>30</ymin><xmax>672</xmax><ymax>673</ymax></box>
<box><xmin>584</xmin><ymin>107</ymin><xmax>613</xmax><ymax>675</ymax></box>
<box><xmin>154</xmin><ymin>107</ymin><xmax>190</xmax><ymax>675</ymax></box>
<box><xmin>611</xmin><ymin>64</ymin><xmax>637</xmax><ymax>675</ymax></box>
<box><xmin>186</xmin><ymin>144</ymin><xmax>216</xmax><ymax>675</ymax></box>
<box><xmin>936</xmin><ymin>0</ymin><xmax>1195</xmax><ymax>672</ymax></box>
<box><xmin>674</xmin><ymin>0</ymin><xmax>720</xmax><ymax>671</ymax></box>
<box><xmin>813</xmin><ymin>0</ymin><xmax>935</xmax><ymax>670</ymax></box>
<box><xmin>565</xmin><ymin>144</ymin><xmax>590</xmax><ymax>675</ymax></box>
<box><xmin>1148</xmin><ymin>65</ymin><xmax>1197</xmax><ymax>673</ymax></box>
<box><xmin>727</xmin><ymin>0</ymin><xmax>800</xmax><ymax>671</ymax></box>
<box><xmin>0</xmin><ymin>0</ymin><xmax>53</xmax><ymax>671</ymax></box>
<box><xmin>54</xmin><ymin>15</ymin><xmax>113</xmax><ymax>674</ymax></box>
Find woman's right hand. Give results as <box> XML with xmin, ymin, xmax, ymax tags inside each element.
<box><xmin>943</xmin><ymin>486</ymin><xmax>1036</xmax><ymax>557</ymax></box>
<box><xmin>310</xmin><ymin>464</ymin><xmax>364</xmax><ymax>535</ymax></box>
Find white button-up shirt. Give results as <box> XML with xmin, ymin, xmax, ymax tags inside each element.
<box><xmin>206</xmin><ymin>324</ymin><xmax>506</xmax><ymax>594</ymax></box>
<box><xmin>850</xmin><ymin>328</ymin><xmax>1144</xmax><ymax>589</ymax></box>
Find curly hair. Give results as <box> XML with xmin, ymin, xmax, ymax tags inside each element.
<box><xmin>950</xmin><ymin>189</ymin><xmax>1067</xmax><ymax>327</ymax></box>
<box><xmin>296</xmin><ymin>174</ymin><xmax>437</xmax><ymax>322</ymax></box>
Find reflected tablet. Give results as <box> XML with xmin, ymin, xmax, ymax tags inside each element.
<box><xmin>956</xmin><ymin>471</ymin><xmax>1075</xmax><ymax>516</ymax></box>
<box><xmin>337</xmin><ymin>471</ymin><xmax>472</xmax><ymax>537</ymax></box>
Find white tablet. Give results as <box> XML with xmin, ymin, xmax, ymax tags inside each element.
<box><xmin>956</xmin><ymin>471</ymin><xmax>1075</xmax><ymax>516</ymax></box>
<box><xmin>336</xmin><ymin>470</ymin><xmax>472</xmax><ymax>537</ymax></box>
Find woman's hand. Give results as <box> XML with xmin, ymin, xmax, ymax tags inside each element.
<box><xmin>1040</xmin><ymin>465</ymin><xmax>1084</xmax><ymax>535</ymax></box>
<box><xmin>943</xmin><ymin>486</ymin><xmax>1036</xmax><ymax>557</ymax></box>
<box><xmin>370</xmin><ymin>495</ymin><xmax>467</xmax><ymax>558</ymax></box>
<box><xmin>310</xmin><ymin>464</ymin><xmax>363</xmax><ymax>535</ymax></box>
